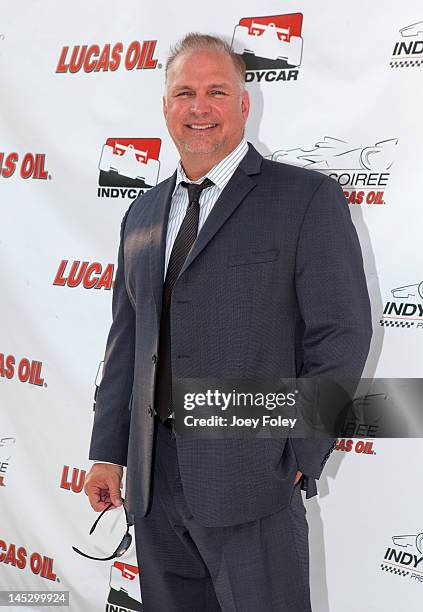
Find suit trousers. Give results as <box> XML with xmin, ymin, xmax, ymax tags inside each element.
<box><xmin>133</xmin><ymin>415</ymin><xmax>312</xmax><ymax>612</ymax></box>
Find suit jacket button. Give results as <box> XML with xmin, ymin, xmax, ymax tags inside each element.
<box><xmin>148</xmin><ymin>405</ymin><xmax>153</xmax><ymax>416</ymax></box>
<box><xmin>151</xmin><ymin>354</ymin><xmax>157</xmax><ymax>364</ymax></box>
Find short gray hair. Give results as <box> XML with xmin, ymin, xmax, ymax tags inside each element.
<box><xmin>165</xmin><ymin>33</ymin><xmax>246</xmax><ymax>90</ymax></box>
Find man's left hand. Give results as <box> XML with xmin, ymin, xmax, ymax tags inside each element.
<box><xmin>294</xmin><ymin>470</ymin><xmax>303</xmax><ymax>485</ymax></box>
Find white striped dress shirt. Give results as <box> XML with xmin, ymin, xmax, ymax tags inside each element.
<box><xmin>163</xmin><ymin>138</ymin><xmax>248</xmax><ymax>278</ymax></box>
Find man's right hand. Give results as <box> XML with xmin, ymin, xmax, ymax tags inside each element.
<box><xmin>84</xmin><ymin>463</ymin><xmax>123</xmax><ymax>512</ymax></box>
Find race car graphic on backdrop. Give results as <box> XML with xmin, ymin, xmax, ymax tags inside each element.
<box><xmin>107</xmin><ymin>561</ymin><xmax>142</xmax><ymax>611</ymax></box>
<box><xmin>400</xmin><ymin>20</ymin><xmax>423</xmax><ymax>37</ymax></box>
<box><xmin>269</xmin><ymin>137</ymin><xmax>396</xmax><ymax>171</ymax></box>
<box><xmin>231</xmin><ymin>13</ymin><xmax>303</xmax><ymax>73</ymax></box>
<box><xmin>391</xmin><ymin>281</ymin><xmax>423</xmax><ymax>300</ymax></box>
<box><xmin>269</xmin><ymin>136</ymin><xmax>398</xmax><ymax>205</ymax></box>
<box><xmin>98</xmin><ymin>138</ymin><xmax>161</xmax><ymax>190</ymax></box>
<box><xmin>393</xmin><ymin>533</ymin><xmax>423</xmax><ymax>554</ymax></box>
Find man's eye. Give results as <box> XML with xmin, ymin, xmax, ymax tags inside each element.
<box><xmin>176</xmin><ymin>91</ymin><xmax>193</xmax><ymax>97</ymax></box>
<box><xmin>210</xmin><ymin>90</ymin><xmax>226</xmax><ymax>96</ymax></box>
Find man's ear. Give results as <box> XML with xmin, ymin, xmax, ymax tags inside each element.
<box><xmin>241</xmin><ymin>89</ymin><xmax>250</xmax><ymax>122</ymax></box>
<box><xmin>162</xmin><ymin>95</ymin><xmax>168</xmax><ymax>123</ymax></box>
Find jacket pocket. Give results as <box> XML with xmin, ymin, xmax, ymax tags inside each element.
<box><xmin>227</xmin><ymin>248</ymin><xmax>279</xmax><ymax>267</ymax></box>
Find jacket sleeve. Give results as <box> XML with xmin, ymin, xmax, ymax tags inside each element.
<box><xmin>291</xmin><ymin>176</ymin><xmax>372</xmax><ymax>496</ymax></box>
<box><xmin>88</xmin><ymin>204</ymin><xmax>135</xmax><ymax>466</ymax></box>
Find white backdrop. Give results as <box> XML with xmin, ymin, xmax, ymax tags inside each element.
<box><xmin>1</xmin><ymin>1</ymin><xmax>423</xmax><ymax>610</ymax></box>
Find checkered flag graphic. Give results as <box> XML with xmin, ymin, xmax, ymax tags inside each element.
<box><xmin>380</xmin><ymin>563</ymin><xmax>409</xmax><ymax>577</ymax></box>
<box><xmin>380</xmin><ymin>320</ymin><xmax>415</xmax><ymax>328</ymax></box>
<box><xmin>390</xmin><ymin>59</ymin><xmax>423</xmax><ymax>68</ymax></box>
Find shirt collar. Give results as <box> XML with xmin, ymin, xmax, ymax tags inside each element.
<box><xmin>173</xmin><ymin>138</ymin><xmax>248</xmax><ymax>195</ymax></box>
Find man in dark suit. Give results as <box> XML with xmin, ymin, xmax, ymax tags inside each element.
<box><xmin>85</xmin><ymin>33</ymin><xmax>372</xmax><ymax>611</ymax></box>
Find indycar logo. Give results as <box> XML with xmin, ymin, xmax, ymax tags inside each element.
<box><xmin>106</xmin><ymin>561</ymin><xmax>142</xmax><ymax>611</ymax></box>
<box><xmin>231</xmin><ymin>13</ymin><xmax>303</xmax><ymax>83</ymax></box>
<box><xmin>381</xmin><ymin>531</ymin><xmax>423</xmax><ymax>582</ymax></box>
<box><xmin>269</xmin><ymin>136</ymin><xmax>397</xmax><ymax>205</ymax></box>
<box><xmin>98</xmin><ymin>137</ymin><xmax>161</xmax><ymax>199</ymax></box>
<box><xmin>381</xmin><ymin>281</ymin><xmax>423</xmax><ymax>329</ymax></box>
<box><xmin>390</xmin><ymin>19</ymin><xmax>423</xmax><ymax>68</ymax></box>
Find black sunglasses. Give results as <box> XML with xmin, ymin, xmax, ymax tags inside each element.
<box><xmin>72</xmin><ymin>499</ymin><xmax>134</xmax><ymax>561</ymax></box>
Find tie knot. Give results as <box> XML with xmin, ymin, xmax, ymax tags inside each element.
<box><xmin>180</xmin><ymin>178</ymin><xmax>214</xmax><ymax>205</ymax></box>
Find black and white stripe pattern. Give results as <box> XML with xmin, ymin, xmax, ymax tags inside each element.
<box><xmin>164</xmin><ymin>179</ymin><xmax>214</xmax><ymax>304</ymax></box>
<box><xmin>164</xmin><ymin>138</ymin><xmax>248</xmax><ymax>278</ymax></box>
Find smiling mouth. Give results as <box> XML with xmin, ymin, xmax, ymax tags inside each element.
<box><xmin>186</xmin><ymin>123</ymin><xmax>218</xmax><ymax>131</ymax></box>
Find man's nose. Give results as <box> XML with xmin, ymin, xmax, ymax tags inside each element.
<box><xmin>190</xmin><ymin>95</ymin><xmax>211</xmax><ymax>115</ymax></box>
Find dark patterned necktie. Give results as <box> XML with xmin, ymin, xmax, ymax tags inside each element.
<box><xmin>155</xmin><ymin>178</ymin><xmax>214</xmax><ymax>422</ymax></box>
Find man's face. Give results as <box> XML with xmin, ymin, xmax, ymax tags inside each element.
<box><xmin>163</xmin><ymin>49</ymin><xmax>249</xmax><ymax>161</ymax></box>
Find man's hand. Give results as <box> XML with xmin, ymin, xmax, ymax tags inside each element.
<box><xmin>84</xmin><ymin>463</ymin><xmax>123</xmax><ymax>512</ymax></box>
<box><xmin>294</xmin><ymin>470</ymin><xmax>303</xmax><ymax>485</ymax></box>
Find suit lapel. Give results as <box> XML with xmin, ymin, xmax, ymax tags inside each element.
<box><xmin>179</xmin><ymin>168</ymin><xmax>255</xmax><ymax>278</ymax></box>
<box><xmin>179</xmin><ymin>143</ymin><xmax>262</xmax><ymax>277</ymax></box>
<box><xmin>148</xmin><ymin>142</ymin><xmax>263</xmax><ymax>321</ymax></box>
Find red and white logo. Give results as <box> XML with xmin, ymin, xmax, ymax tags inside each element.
<box><xmin>335</xmin><ymin>438</ymin><xmax>376</xmax><ymax>455</ymax></box>
<box><xmin>231</xmin><ymin>13</ymin><xmax>303</xmax><ymax>83</ymax></box>
<box><xmin>0</xmin><ymin>539</ymin><xmax>58</xmax><ymax>582</ymax></box>
<box><xmin>0</xmin><ymin>152</ymin><xmax>50</xmax><ymax>180</ymax></box>
<box><xmin>0</xmin><ymin>354</ymin><xmax>45</xmax><ymax>387</ymax></box>
<box><xmin>60</xmin><ymin>466</ymin><xmax>86</xmax><ymax>494</ymax></box>
<box><xmin>107</xmin><ymin>561</ymin><xmax>142</xmax><ymax>611</ymax></box>
<box><xmin>98</xmin><ymin>137</ymin><xmax>161</xmax><ymax>199</ymax></box>
<box><xmin>53</xmin><ymin>260</ymin><xmax>115</xmax><ymax>290</ymax></box>
<box><xmin>56</xmin><ymin>40</ymin><xmax>159</xmax><ymax>74</ymax></box>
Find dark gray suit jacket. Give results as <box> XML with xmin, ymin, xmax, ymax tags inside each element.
<box><xmin>89</xmin><ymin>142</ymin><xmax>372</xmax><ymax>527</ymax></box>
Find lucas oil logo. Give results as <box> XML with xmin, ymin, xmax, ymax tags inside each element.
<box><xmin>231</xmin><ymin>13</ymin><xmax>303</xmax><ymax>83</ymax></box>
<box><xmin>269</xmin><ymin>136</ymin><xmax>397</xmax><ymax>205</ymax></box>
<box><xmin>98</xmin><ymin>137</ymin><xmax>161</xmax><ymax>199</ymax></box>
<box><xmin>0</xmin><ymin>152</ymin><xmax>50</xmax><ymax>180</ymax></box>
<box><xmin>53</xmin><ymin>260</ymin><xmax>115</xmax><ymax>290</ymax></box>
<box><xmin>56</xmin><ymin>40</ymin><xmax>159</xmax><ymax>73</ymax></box>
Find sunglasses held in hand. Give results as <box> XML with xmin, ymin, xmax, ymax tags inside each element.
<box><xmin>72</xmin><ymin>498</ymin><xmax>134</xmax><ymax>561</ymax></box>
